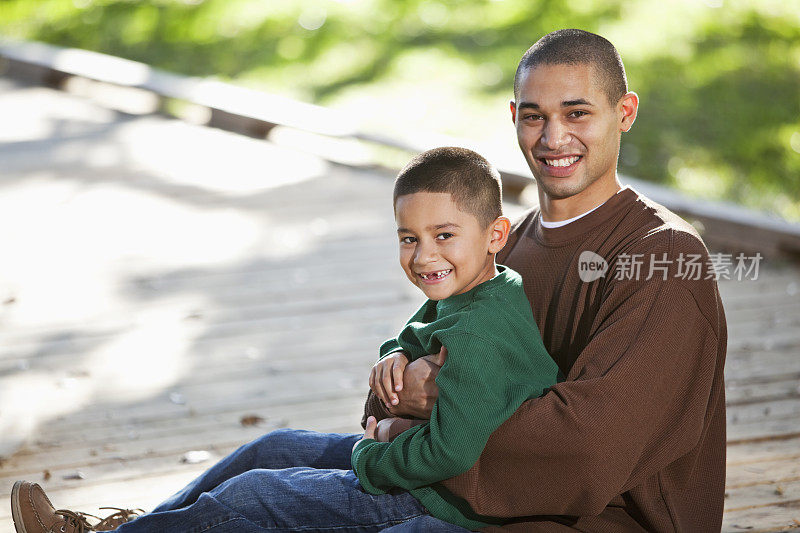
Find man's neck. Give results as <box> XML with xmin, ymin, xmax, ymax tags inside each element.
<box><xmin>539</xmin><ymin>175</ymin><xmax>623</xmax><ymax>222</ymax></box>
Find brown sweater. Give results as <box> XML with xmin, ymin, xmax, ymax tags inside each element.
<box><xmin>364</xmin><ymin>188</ymin><xmax>727</xmax><ymax>532</ymax></box>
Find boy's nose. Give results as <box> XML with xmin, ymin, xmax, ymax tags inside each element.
<box><xmin>413</xmin><ymin>243</ymin><xmax>437</xmax><ymax>265</ymax></box>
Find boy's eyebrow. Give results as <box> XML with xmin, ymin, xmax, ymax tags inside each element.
<box><xmin>396</xmin><ymin>222</ymin><xmax>460</xmax><ymax>233</ymax></box>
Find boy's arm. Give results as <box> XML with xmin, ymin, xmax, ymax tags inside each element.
<box><xmin>352</xmin><ymin>333</ymin><xmax>558</xmax><ymax>494</ymax></box>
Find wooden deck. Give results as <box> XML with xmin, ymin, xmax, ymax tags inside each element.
<box><xmin>1</xmin><ymin>76</ymin><xmax>799</xmax><ymax>532</ymax></box>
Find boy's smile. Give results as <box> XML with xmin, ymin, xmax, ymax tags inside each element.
<box><xmin>395</xmin><ymin>192</ymin><xmax>504</xmax><ymax>301</ymax></box>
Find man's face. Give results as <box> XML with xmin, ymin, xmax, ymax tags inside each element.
<box><xmin>395</xmin><ymin>192</ymin><xmax>496</xmax><ymax>301</ymax></box>
<box><xmin>512</xmin><ymin>63</ymin><xmax>631</xmax><ymax>201</ymax></box>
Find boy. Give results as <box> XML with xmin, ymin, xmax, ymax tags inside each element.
<box><xmin>351</xmin><ymin>146</ymin><xmax>561</xmax><ymax>529</ymax></box>
<box><xmin>11</xmin><ymin>146</ymin><xmax>558</xmax><ymax>532</ymax></box>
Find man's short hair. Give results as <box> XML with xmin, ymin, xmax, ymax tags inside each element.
<box><xmin>514</xmin><ymin>28</ymin><xmax>628</xmax><ymax>105</ymax></box>
<box><xmin>394</xmin><ymin>147</ymin><xmax>502</xmax><ymax>229</ymax></box>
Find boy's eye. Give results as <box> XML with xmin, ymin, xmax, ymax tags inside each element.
<box><xmin>436</xmin><ymin>232</ymin><xmax>454</xmax><ymax>240</ymax></box>
<box><xmin>569</xmin><ymin>110</ymin><xmax>588</xmax><ymax>118</ymax></box>
<box><xmin>400</xmin><ymin>236</ymin><xmax>416</xmax><ymax>244</ymax></box>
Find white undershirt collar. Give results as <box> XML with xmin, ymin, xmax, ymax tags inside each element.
<box><xmin>540</xmin><ymin>186</ymin><xmax>628</xmax><ymax>229</ymax></box>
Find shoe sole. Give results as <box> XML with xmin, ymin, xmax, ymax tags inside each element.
<box><xmin>10</xmin><ymin>481</ymin><xmax>28</xmax><ymax>533</ymax></box>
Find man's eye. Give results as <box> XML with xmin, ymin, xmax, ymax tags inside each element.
<box><xmin>570</xmin><ymin>110</ymin><xmax>588</xmax><ymax>118</ymax></box>
<box><xmin>523</xmin><ymin>114</ymin><xmax>543</xmax><ymax>121</ymax></box>
<box><xmin>400</xmin><ymin>236</ymin><xmax>416</xmax><ymax>244</ymax></box>
<box><xmin>436</xmin><ymin>232</ymin><xmax>454</xmax><ymax>240</ymax></box>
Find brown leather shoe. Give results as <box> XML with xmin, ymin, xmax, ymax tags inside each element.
<box><xmin>10</xmin><ymin>481</ymin><xmax>94</xmax><ymax>532</ymax></box>
<box><xmin>10</xmin><ymin>481</ymin><xmax>143</xmax><ymax>532</ymax></box>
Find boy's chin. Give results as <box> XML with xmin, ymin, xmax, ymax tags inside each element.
<box><xmin>419</xmin><ymin>287</ymin><xmax>455</xmax><ymax>301</ymax></box>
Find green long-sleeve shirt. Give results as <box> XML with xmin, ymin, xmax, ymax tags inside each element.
<box><xmin>351</xmin><ymin>265</ymin><xmax>561</xmax><ymax>529</ymax></box>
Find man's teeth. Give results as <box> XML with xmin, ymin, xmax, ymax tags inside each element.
<box><xmin>545</xmin><ymin>156</ymin><xmax>580</xmax><ymax>167</ymax></box>
<box><xmin>420</xmin><ymin>269</ymin><xmax>451</xmax><ymax>280</ymax></box>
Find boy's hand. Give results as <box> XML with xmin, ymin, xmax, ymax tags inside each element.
<box><xmin>354</xmin><ymin>416</ymin><xmax>377</xmax><ymax>453</ymax></box>
<box><xmin>389</xmin><ymin>346</ymin><xmax>447</xmax><ymax>419</ymax></box>
<box><xmin>369</xmin><ymin>351</ymin><xmax>408</xmax><ymax>409</ymax></box>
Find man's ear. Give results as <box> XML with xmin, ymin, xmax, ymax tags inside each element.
<box><xmin>488</xmin><ymin>217</ymin><xmax>511</xmax><ymax>254</ymax></box>
<box><xmin>619</xmin><ymin>91</ymin><xmax>639</xmax><ymax>133</ymax></box>
<box><xmin>509</xmin><ymin>100</ymin><xmax>517</xmax><ymax>125</ymax></box>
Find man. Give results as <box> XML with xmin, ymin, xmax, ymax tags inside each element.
<box><xmin>12</xmin><ymin>29</ymin><xmax>726</xmax><ymax>532</ymax></box>
<box><xmin>370</xmin><ymin>29</ymin><xmax>727</xmax><ymax>532</ymax></box>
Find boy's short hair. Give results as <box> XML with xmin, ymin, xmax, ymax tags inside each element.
<box><xmin>514</xmin><ymin>28</ymin><xmax>628</xmax><ymax>105</ymax></box>
<box><xmin>393</xmin><ymin>147</ymin><xmax>502</xmax><ymax>229</ymax></box>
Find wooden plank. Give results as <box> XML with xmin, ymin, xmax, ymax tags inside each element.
<box><xmin>726</xmin><ymin>479</ymin><xmax>800</xmax><ymax>512</ymax></box>
<box><xmin>726</xmin><ymin>349</ymin><xmax>800</xmax><ymax>383</ymax></box>
<box><xmin>727</xmin><ymin>458</ymin><xmax>800</xmax><ymax>489</ymax></box>
<box><xmin>728</xmin><ymin>419</ymin><xmax>800</xmax><ymax>443</ymax></box>
<box><xmin>728</xmin><ymin>398</ymin><xmax>800</xmax><ymax>424</ymax></box>
<box><xmin>727</xmin><ymin>378</ymin><xmax>800</xmax><ymax>407</ymax></box>
<box><xmin>727</xmin><ymin>436</ymin><xmax>800</xmax><ymax>465</ymax></box>
<box><xmin>722</xmin><ymin>501</ymin><xmax>800</xmax><ymax>532</ymax></box>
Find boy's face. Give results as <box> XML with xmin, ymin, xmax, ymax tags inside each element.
<box><xmin>395</xmin><ymin>192</ymin><xmax>498</xmax><ymax>301</ymax></box>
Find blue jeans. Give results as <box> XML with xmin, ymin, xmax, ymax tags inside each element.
<box><xmin>115</xmin><ymin>429</ymin><xmax>471</xmax><ymax>532</ymax></box>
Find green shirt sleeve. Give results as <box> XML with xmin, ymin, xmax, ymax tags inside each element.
<box><xmin>378</xmin><ymin>299</ymin><xmax>436</xmax><ymax>361</ymax></box>
<box><xmin>352</xmin><ymin>332</ymin><xmax>547</xmax><ymax>494</ymax></box>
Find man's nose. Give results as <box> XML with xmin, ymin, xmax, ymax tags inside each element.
<box><xmin>541</xmin><ymin>119</ymin><xmax>570</xmax><ymax>150</ymax></box>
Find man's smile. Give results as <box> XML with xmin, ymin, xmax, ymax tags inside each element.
<box><xmin>537</xmin><ymin>154</ymin><xmax>583</xmax><ymax>177</ymax></box>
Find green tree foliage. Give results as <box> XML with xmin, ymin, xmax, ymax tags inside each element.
<box><xmin>2</xmin><ymin>0</ymin><xmax>798</xmax><ymax>219</ymax></box>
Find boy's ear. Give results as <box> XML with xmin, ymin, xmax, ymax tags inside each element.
<box><xmin>488</xmin><ymin>216</ymin><xmax>511</xmax><ymax>254</ymax></box>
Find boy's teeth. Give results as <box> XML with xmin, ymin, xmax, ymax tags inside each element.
<box><xmin>545</xmin><ymin>156</ymin><xmax>580</xmax><ymax>167</ymax></box>
<box><xmin>422</xmin><ymin>269</ymin><xmax>451</xmax><ymax>279</ymax></box>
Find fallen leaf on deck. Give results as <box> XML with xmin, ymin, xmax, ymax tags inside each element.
<box><xmin>42</xmin><ymin>470</ymin><xmax>51</xmax><ymax>481</ymax></box>
<box><xmin>240</xmin><ymin>415</ymin><xmax>266</xmax><ymax>427</ymax></box>
<box><xmin>63</xmin><ymin>471</ymin><xmax>86</xmax><ymax>480</ymax></box>
<box><xmin>181</xmin><ymin>450</ymin><xmax>212</xmax><ymax>464</ymax></box>
<box><xmin>168</xmin><ymin>392</ymin><xmax>186</xmax><ymax>405</ymax></box>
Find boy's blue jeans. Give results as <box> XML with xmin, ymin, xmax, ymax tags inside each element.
<box><xmin>115</xmin><ymin>428</ymin><xmax>472</xmax><ymax>532</ymax></box>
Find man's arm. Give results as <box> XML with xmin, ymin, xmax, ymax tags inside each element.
<box><xmin>353</xmin><ymin>333</ymin><xmax>558</xmax><ymax>494</ymax></box>
<box><xmin>440</xmin><ymin>258</ymin><xmax>726</xmax><ymax>517</ymax></box>
<box><xmin>361</xmin><ymin>348</ymin><xmax>446</xmax><ymax>426</ymax></box>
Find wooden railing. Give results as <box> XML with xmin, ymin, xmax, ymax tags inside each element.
<box><xmin>2</xmin><ymin>39</ymin><xmax>799</xmax><ymax>258</ymax></box>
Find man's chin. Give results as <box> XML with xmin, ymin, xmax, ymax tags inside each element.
<box><xmin>535</xmin><ymin>176</ymin><xmax>587</xmax><ymax>200</ymax></box>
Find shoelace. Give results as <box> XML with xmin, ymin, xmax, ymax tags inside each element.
<box><xmin>94</xmin><ymin>507</ymin><xmax>145</xmax><ymax>529</ymax></box>
<box><xmin>52</xmin><ymin>509</ymin><xmax>95</xmax><ymax>533</ymax></box>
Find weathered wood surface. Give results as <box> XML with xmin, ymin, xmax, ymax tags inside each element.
<box><xmin>1</xmin><ymin>77</ymin><xmax>799</xmax><ymax>531</ymax></box>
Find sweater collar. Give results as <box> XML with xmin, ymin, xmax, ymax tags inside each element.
<box><xmin>435</xmin><ymin>264</ymin><xmax>509</xmax><ymax>313</ymax></box>
<box><xmin>532</xmin><ymin>187</ymin><xmax>639</xmax><ymax>247</ymax></box>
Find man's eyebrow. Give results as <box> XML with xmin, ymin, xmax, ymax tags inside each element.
<box><xmin>396</xmin><ymin>222</ymin><xmax>460</xmax><ymax>233</ymax></box>
<box><xmin>516</xmin><ymin>99</ymin><xmax>594</xmax><ymax>109</ymax></box>
<box><xmin>562</xmin><ymin>98</ymin><xmax>593</xmax><ymax>107</ymax></box>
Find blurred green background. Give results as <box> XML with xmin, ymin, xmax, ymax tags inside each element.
<box><xmin>2</xmin><ymin>0</ymin><xmax>799</xmax><ymax>219</ymax></box>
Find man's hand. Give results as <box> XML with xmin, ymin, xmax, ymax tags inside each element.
<box><xmin>369</xmin><ymin>351</ymin><xmax>408</xmax><ymax>409</ymax></box>
<box><xmin>389</xmin><ymin>346</ymin><xmax>447</xmax><ymax>419</ymax></box>
<box><xmin>375</xmin><ymin>417</ymin><xmax>428</xmax><ymax>442</ymax></box>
